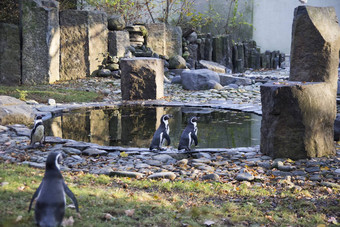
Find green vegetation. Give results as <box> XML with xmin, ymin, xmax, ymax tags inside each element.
<box><xmin>1</xmin><ymin>164</ymin><xmax>339</xmax><ymax>226</ymax></box>
<box><xmin>0</xmin><ymin>85</ymin><xmax>103</xmax><ymax>103</ymax></box>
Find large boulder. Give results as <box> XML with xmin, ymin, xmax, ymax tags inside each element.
<box><xmin>181</xmin><ymin>69</ymin><xmax>221</xmax><ymax>90</ymax></box>
<box><xmin>120</xmin><ymin>57</ymin><xmax>164</xmax><ymax>100</ymax></box>
<box><xmin>168</xmin><ymin>55</ymin><xmax>186</xmax><ymax>69</ymax></box>
<box><xmin>108</xmin><ymin>15</ymin><xmax>125</xmax><ymax>31</ymax></box>
<box><xmin>0</xmin><ymin>96</ymin><xmax>35</xmax><ymax>126</ymax></box>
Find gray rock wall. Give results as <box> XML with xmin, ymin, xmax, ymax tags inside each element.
<box><xmin>22</xmin><ymin>0</ymin><xmax>60</xmax><ymax>84</ymax></box>
<box><xmin>0</xmin><ymin>23</ymin><xmax>21</xmax><ymax>85</ymax></box>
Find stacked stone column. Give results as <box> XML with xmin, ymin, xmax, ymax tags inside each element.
<box><xmin>260</xmin><ymin>6</ymin><xmax>340</xmax><ymax>159</ymax></box>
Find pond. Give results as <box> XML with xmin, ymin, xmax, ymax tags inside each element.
<box><xmin>44</xmin><ymin>106</ymin><xmax>261</xmax><ymax>149</ymax></box>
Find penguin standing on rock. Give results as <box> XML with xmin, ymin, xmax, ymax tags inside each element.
<box><xmin>150</xmin><ymin>114</ymin><xmax>173</xmax><ymax>151</ymax></box>
<box><xmin>29</xmin><ymin>152</ymin><xmax>79</xmax><ymax>227</ymax></box>
<box><xmin>30</xmin><ymin>115</ymin><xmax>45</xmax><ymax>148</ymax></box>
<box><xmin>178</xmin><ymin>116</ymin><xmax>198</xmax><ymax>151</ymax></box>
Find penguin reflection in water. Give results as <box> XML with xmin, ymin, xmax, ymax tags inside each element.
<box><xmin>150</xmin><ymin>114</ymin><xmax>173</xmax><ymax>151</ymax></box>
<box><xmin>30</xmin><ymin>115</ymin><xmax>45</xmax><ymax>148</ymax></box>
<box><xmin>29</xmin><ymin>152</ymin><xmax>79</xmax><ymax>227</ymax></box>
<box><xmin>178</xmin><ymin>116</ymin><xmax>198</xmax><ymax>151</ymax></box>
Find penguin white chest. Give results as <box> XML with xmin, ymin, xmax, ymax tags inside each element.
<box><xmin>32</xmin><ymin>125</ymin><xmax>44</xmax><ymax>142</ymax></box>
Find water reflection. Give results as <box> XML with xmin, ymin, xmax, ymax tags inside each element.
<box><xmin>44</xmin><ymin>106</ymin><xmax>261</xmax><ymax>148</ymax></box>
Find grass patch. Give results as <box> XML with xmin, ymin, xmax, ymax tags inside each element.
<box><xmin>0</xmin><ymin>163</ymin><xmax>339</xmax><ymax>226</ymax></box>
<box><xmin>0</xmin><ymin>85</ymin><xmax>103</xmax><ymax>103</ymax></box>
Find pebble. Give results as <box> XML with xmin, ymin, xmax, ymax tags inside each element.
<box><xmin>235</xmin><ymin>172</ymin><xmax>254</xmax><ymax>181</ymax></box>
<box><xmin>148</xmin><ymin>172</ymin><xmax>176</xmax><ymax>180</ymax></box>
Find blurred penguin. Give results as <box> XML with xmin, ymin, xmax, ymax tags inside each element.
<box><xmin>150</xmin><ymin>114</ymin><xmax>173</xmax><ymax>151</ymax></box>
<box><xmin>178</xmin><ymin>116</ymin><xmax>198</xmax><ymax>151</ymax></box>
<box><xmin>30</xmin><ymin>115</ymin><xmax>45</xmax><ymax>148</ymax></box>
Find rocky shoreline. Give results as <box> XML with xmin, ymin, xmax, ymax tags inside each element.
<box><xmin>1</xmin><ymin>68</ymin><xmax>340</xmax><ymax>188</ymax></box>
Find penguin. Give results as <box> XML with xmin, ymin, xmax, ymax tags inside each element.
<box><xmin>30</xmin><ymin>115</ymin><xmax>45</xmax><ymax>148</ymax></box>
<box><xmin>178</xmin><ymin>116</ymin><xmax>198</xmax><ymax>151</ymax></box>
<box><xmin>149</xmin><ymin>114</ymin><xmax>173</xmax><ymax>151</ymax></box>
<box><xmin>28</xmin><ymin>152</ymin><xmax>79</xmax><ymax>227</ymax></box>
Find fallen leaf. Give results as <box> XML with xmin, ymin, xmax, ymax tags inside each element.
<box><xmin>120</xmin><ymin>152</ymin><xmax>128</xmax><ymax>158</ymax></box>
<box><xmin>265</xmin><ymin>215</ymin><xmax>275</xmax><ymax>222</ymax></box>
<box><xmin>317</xmin><ymin>224</ymin><xmax>326</xmax><ymax>227</ymax></box>
<box><xmin>124</xmin><ymin>209</ymin><xmax>135</xmax><ymax>217</ymax></box>
<box><xmin>327</xmin><ymin>188</ymin><xmax>333</xmax><ymax>194</ymax></box>
<box><xmin>15</xmin><ymin>215</ymin><xmax>22</xmax><ymax>223</ymax></box>
<box><xmin>62</xmin><ymin>216</ymin><xmax>74</xmax><ymax>227</ymax></box>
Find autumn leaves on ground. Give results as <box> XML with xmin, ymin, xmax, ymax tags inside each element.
<box><xmin>0</xmin><ymin>163</ymin><xmax>339</xmax><ymax>227</ymax></box>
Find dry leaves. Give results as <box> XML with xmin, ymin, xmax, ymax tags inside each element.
<box><xmin>62</xmin><ymin>216</ymin><xmax>74</xmax><ymax>227</ymax></box>
<box><xmin>124</xmin><ymin>209</ymin><xmax>135</xmax><ymax>217</ymax></box>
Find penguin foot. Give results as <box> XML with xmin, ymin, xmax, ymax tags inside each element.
<box><xmin>159</xmin><ymin>147</ymin><xmax>167</xmax><ymax>151</ymax></box>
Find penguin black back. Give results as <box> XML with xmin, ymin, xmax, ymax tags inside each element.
<box><xmin>178</xmin><ymin>116</ymin><xmax>198</xmax><ymax>151</ymax></box>
<box><xmin>29</xmin><ymin>152</ymin><xmax>79</xmax><ymax>227</ymax></box>
<box><xmin>149</xmin><ymin>114</ymin><xmax>172</xmax><ymax>151</ymax></box>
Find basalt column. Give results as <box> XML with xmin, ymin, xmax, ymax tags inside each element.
<box><xmin>260</xmin><ymin>6</ymin><xmax>340</xmax><ymax>159</ymax></box>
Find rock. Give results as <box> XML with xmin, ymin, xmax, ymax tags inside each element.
<box><xmin>98</xmin><ymin>69</ymin><xmax>112</xmax><ymax>77</ymax></box>
<box><xmin>153</xmin><ymin>154</ymin><xmax>175</xmax><ymax>163</ymax></box>
<box><xmin>261</xmin><ymin>81</ymin><xmax>336</xmax><ymax>159</ymax></box>
<box><xmin>60</xmin><ymin>10</ymin><xmax>108</xmax><ymax>80</ymax></box>
<box><xmin>146</xmin><ymin>23</ymin><xmax>182</xmax><ymax>58</ymax></box>
<box><xmin>108</xmin><ymin>15</ymin><xmax>125</xmax><ymax>30</ymax></box>
<box><xmin>82</xmin><ymin>148</ymin><xmax>108</xmax><ymax>156</ymax></box>
<box><xmin>171</xmin><ymin>75</ymin><xmax>182</xmax><ymax>84</ymax></box>
<box><xmin>334</xmin><ymin>114</ymin><xmax>340</xmax><ymax>141</ymax></box>
<box><xmin>219</xmin><ymin>74</ymin><xmax>252</xmax><ymax>86</ymax></box>
<box><xmin>108</xmin><ymin>31</ymin><xmax>130</xmax><ymax>58</ymax></box>
<box><xmin>175</xmin><ymin>159</ymin><xmax>188</xmax><ymax>166</ymax></box>
<box><xmin>109</xmin><ymin>171</ymin><xmax>144</xmax><ymax>179</ymax></box>
<box><xmin>305</xmin><ymin>166</ymin><xmax>320</xmax><ymax>173</ymax></box>
<box><xmin>62</xmin><ymin>147</ymin><xmax>82</xmax><ymax>155</ymax></box>
<box><xmin>186</xmin><ymin>32</ymin><xmax>197</xmax><ymax>43</ymax></box>
<box><xmin>48</xmin><ymin>99</ymin><xmax>56</xmax><ymax>106</ymax></box>
<box><xmin>0</xmin><ymin>23</ymin><xmax>21</xmax><ymax>85</ymax></box>
<box><xmin>0</xmin><ymin>96</ymin><xmax>35</xmax><ymax>126</ymax></box>
<box><xmin>22</xmin><ymin>161</ymin><xmax>45</xmax><ymax>169</ymax></box>
<box><xmin>147</xmin><ymin>172</ymin><xmax>176</xmax><ymax>180</ymax></box>
<box><xmin>22</xmin><ymin>0</ymin><xmax>60</xmax><ymax>84</ymax></box>
<box><xmin>202</xmin><ymin>173</ymin><xmax>220</xmax><ymax>181</ymax></box>
<box><xmin>198</xmin><ymin>60</ymin><xmax>226</xmax><ymax>73</ymax></box>
<box><xmin>181</xmin><ymin>69</ymin><xmax>220</xmax><ymax>90</ymax></box>
<box><xmin>120</xmin><ymin>57</ymin><xmax>164</xmax><ymax>100</ymax></box>
<box><xmin>168</xmin><ymin>55</ymin><xmax>186</xmax><ymax>69</ymax></box>
<box><xmin>235</xmin><ymin>172</ymin><xmax>254</xmax><ymax>181</ymax></box>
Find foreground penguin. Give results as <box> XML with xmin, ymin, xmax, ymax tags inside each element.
<box><xmin>30</xmin><ymin>115</ymin><xmax>45</xmax><ymax>148</ymax></box>
<box><xmin>178</xmin><ymin>116</ymin><xmax>198</xmax><ymax>151</ymax></box>
<box><xmin>150</xmin><ymin>114</ymin><xmax>173</xmax><ymax>151</ymax></box>
<box><xmin>29</xmin><ymin>152</ymin><xmax>79</xmax><ymax>227</ymax></box>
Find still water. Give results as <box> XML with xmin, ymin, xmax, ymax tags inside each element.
<box><xmin>44</xmin><ymin>106</ymin><xmax>261</xmax><ymax>148</ymax></box>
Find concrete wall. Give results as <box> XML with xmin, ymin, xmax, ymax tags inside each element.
<box><xmin>253</xmin><ymin>0</ymin><xmax>340</xmax><ymax>54</ymax></box>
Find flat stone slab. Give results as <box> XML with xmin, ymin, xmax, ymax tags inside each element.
<box><xmin>82</xmin><ymin>148</ymin><xmax>108</xmax><ymax>156</ymax></box>
<box><xmin>147</xmin><ymin>172</ymin><xmax>176</xmax><ymax>180</ymax></box>
<box><xmin>109</xmin><ymin>171</ymin><xmax>145</xmax><ymax>179</ymax></box>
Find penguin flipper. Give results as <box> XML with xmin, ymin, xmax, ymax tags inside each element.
<box><xmin>63</xmin><ymin>182</ymin><xmax>79</xmax><ymax>212</ymax></box>
<box><xmin>28</xmin><ymin>182</ymin><xmax>43</xmax><ymax>212</ymax></box>
<box><xmin>164</xmin><ymin>133</ymin><xmax>171</xmax><ymax>146</ymax></box>
<box><xmin>191</xmin><ymin>133</ymin><xmax>198</xmax><ymax>146</ymax></box>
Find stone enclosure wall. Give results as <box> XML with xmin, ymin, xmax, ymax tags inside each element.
<box><xmin>0</xmin><ymin>0</ymin><xmax>286</xmax><ymax>85</ymax></box>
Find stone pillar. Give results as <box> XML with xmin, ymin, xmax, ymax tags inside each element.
<box><xmin>146</xmin><ymin>23</ymin><xmax>182</xmax><ymax>58</ymax></box>
<box><xmin>212</xmin><ymin>36</ymin><xmax>223</xmax><ymax>64</ymax></box>
<box><xmin>22</xmin><ymin>0</ymin><xmax>60</xmax><ymax>84</ymax></box>
<box><xmin>204</xmin><ymin>33</ymin><xmax>213</xmax><ymax>61</ymax></box>
<box><xmin>0</xmin><ymin>23</ymin><xmax>21</xmax><ymax>85</ymax></box>
<box><xmin>60</xmin><ymin>10</ymin><xmax>107</xmax><ymax>80</ymax></box>
<box><xmin>108</xmin><ymin>30</ymin><xmax>130</xmax><ymax>58</ymax></box>
<box><xmin>120</xmin><ymin>58</ymin><xmax>164</xmax><ymax>100</ymax></box>
<box><xmin>261</xmin><ymin>6</ymin><xmax>340</xmax><ymax>159</ymax></box>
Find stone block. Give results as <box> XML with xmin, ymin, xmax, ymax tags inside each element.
<box><xmin>198</xmin><ymin>60</ymin><xmax>226</xmax><ymax>73</ymax></box>
<box><xmin>108</xmin><ymin>30</ymin><xmax>130</xmax><ymax>58</ymax></box>
<box><xmin>0</xmin><ymin>23</ymin><xmax>21</xmax><ymax>85</ymax></box>
<box><xmin>261</xmin><ymin>82</ymin><xmax>336</xmax><ymax>159</ymax></box>
<box><xmin>22</xmin><ymin>0</ymin><xmax>60</xmax><ymax>84</ymax></box>
<box><xmin>290</xmin><ymin>6</ymin><xmax>340</xmax><ymax>85</ymax></box>
<box><xmin>212</xmin><ymin>36</ymin><xmax>223</xmax><ymax>64</ymax></box>
<box><xmin>120</xmin><ymin>58</ymin><xmax>164</xmax><ymax>100</ymax></box>
<box><xmin>60</xmin><ymin>10</ymin><xmax>107</xmax><ymax>80</ymax></box>
<box><xmin>146</xmin><ymin>23</ymin><xmax>182</xmax><ymax>58</ymax></box>
<box><xmin>204</xmin><ymin>33</ymin><xmax>213</xmax><ymax>61</ymax></box>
